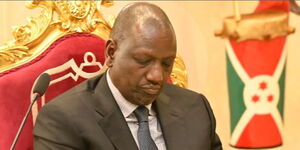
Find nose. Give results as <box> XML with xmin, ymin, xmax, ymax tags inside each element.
<box><xmin>146</xmin><ymin>62</ymin><xmax>164</xmax><ymax>84</ymax></box>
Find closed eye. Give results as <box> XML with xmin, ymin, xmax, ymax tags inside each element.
<box><xmin>162</xmin><ymin>59</ymin><xmax>174</xmax><ymax>68</ymax></box>
<box><xmin>135</xmin><ymin>57</ymin><xmax>151</xmax><ymax>66</ymax></box>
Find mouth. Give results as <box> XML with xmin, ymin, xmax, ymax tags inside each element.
<box><xmin>140</xmin><ymin>85</ymin><xmax>161</xmax><ymax>95</ymax></box>
<box><xmin>142</xmin><ymin>88</ymin><xmax>160</xmax><ymax>95</ymax></box>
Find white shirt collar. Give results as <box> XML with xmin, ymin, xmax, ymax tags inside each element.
<box><xmin>106</xmin><ymin>70</ymin><xmax>153</xmax><ymax>118</ymax></box>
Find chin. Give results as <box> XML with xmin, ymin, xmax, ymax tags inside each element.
<box><xmin>131</xmin><ymin>92</ymin><xmax>158</xmax><ymax>105</ymax></box>
<box><xmin>139</xmin><ymin>97</ymin><xmax>157</xmax><ymax>105</ymax></box>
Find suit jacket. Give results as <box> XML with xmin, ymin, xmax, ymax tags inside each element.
<box><xmin>34</xmin><ymin>73</ymin><xmax>222</xmax><ymax>150</ymax></box>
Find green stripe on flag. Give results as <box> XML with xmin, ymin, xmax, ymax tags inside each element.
<box><xmin>278</xmin><ymin>62</ymin><xmax>286</xmax><ymax>119</ymax></box>
<box><xmin>226</xmin><ymin>53</ymin><xmax>246</xmax><ymax>133</ymax></box>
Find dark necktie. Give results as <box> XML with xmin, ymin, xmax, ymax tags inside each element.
<box><xmin>134</xmin><ymin>106</ymin><xmax>159</xmax><ymax>150</ymax></box>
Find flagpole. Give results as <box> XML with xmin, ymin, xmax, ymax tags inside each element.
<box><xmin>233</xmin><ymin>0</ymin><xmax>241</xmax><ymax>21</ymax></box>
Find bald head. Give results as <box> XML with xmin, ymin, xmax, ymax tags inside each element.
<box><xmin>110</xmin><ymin>2</ymin><xmax>176</xmax><ymax>43</ymax></box>
<box><xmin>106</xmin><ymin>2</ymin><xmax>177</xmax><ymax>106</ymax></box>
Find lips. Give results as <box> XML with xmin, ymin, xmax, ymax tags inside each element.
<box><xmin>140</xmin><ymin>85</ymin><xmax>161</xmax><ymax>95</ymax></box>
<box><xmin>142</xmin><ymin>88</ymin><xmax>160</xmax><ymax>95</ymax></box>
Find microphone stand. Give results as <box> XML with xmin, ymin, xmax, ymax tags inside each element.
<box><xmin>10</xmin><ymin>93</ymin><xmax>40</xmax><ymax>150</ymax></box>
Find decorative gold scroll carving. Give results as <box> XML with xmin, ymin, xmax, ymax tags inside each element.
<box><xmin>0</xmin><ymin>0</ymin><xmax>114</xmax><ymax>72</ymax></box>
<box><xmin>215</xmin><ymin>10</ymin><xmax>295</xmax><ymax>42</ymax></box>
<box><xmin>171</xmin><ymin>55</ymin><xmax>188</xmax><ymax>88</ymax></box>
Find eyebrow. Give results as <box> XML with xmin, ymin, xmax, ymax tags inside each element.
<box><xmin>132</xmin><ymin>52</ymin><xmax>176</xmax><ymax>60</ymax></box>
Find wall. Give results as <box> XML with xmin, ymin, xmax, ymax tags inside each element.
<box><xmin>1</xmin><ymin>1</ymin><xmax>299</xmax><ymax>149</ymax></box>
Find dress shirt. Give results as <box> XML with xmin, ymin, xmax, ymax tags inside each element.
<box><xmin>106</xmin><ymin>71</ymin><xmax>167</xmax><ymax>150</ymax></box>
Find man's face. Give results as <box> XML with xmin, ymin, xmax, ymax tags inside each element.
<box><xmin>107</xmin><ymin>27</ymin><xmax>176</xmax><ymax>105</ymax></box>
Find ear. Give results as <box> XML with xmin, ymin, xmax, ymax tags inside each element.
<box><xmin>105</xmin><ymin>39</ymin><xmax>117</xmax><ymax>68</ymax></box>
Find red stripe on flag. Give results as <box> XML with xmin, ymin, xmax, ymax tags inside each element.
<box><xmin>230</xmin><ymin>37</ymin><xmax>286</xmax><ymax>78</ymax></box>
<box><xmin>236</xmin><ymin>114</ymin><xmax>282</xmax><ymax>148</ymax></box>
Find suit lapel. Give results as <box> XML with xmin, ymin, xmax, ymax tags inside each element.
<box><xmin>155</xmin><ymin>92</ymin><xmax>188</xmax><ymax>150</ymax></box>
<box><xmin>88</xmin><ymin>74</ymin><xmax>138</xmax><ymax>150</ymax></box>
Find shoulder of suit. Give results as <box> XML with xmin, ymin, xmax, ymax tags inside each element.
<box><xmin>163</xmin><ymin>83</ymin><xmax>203</xmax><ymax>97</ymax></box>
<box><xmin>163</xmin><ymin>83</ymin><xmax>208</xmax><ymax>103</ymax></box>
<box><xmin>45</xmin><ymin>74</ymin><xmax>103</xmax><ymax>107</ymax></box>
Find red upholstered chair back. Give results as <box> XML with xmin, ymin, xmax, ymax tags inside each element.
<box><xmin>0</xmin><ymin>33</ymin><xmax>106</xmax><ymax>150</ymax></box>
<box><xmin>0</xmin><ymin>1</ymin><xmax>115</xmax><ymax>149</ymax></box>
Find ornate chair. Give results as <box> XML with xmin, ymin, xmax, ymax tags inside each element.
<box><xmin>0</xmin><ymin>1</ymin><xmax>187</xmax><ymax>150</ymax></box>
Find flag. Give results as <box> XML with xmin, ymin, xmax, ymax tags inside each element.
<box><xmin>227</xmin><ymin>1</ymin><xmax>289</xmax><ymax>148</ymax></box>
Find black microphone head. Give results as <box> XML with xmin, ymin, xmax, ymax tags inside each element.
<box><xmin>33</xmin><ymin>73</ymin><xmax>51</xmax><ymax>96</ymax></box>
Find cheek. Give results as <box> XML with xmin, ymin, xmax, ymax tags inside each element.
<box><xmin>117</xmin><ymin>65</ymin><xmax>143</xmax><ymax>86</ymax></box>
<box><xmin>129</xmin><ymin>72</ymin><xmax>146</xmax><ymax>87</ymax></box>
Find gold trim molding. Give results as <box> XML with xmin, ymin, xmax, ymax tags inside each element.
<box><xmin>0</xmin><ymin>0</ymin><xmax>114</xmax><ymax>72</ymax></box>
<box><xmin>171</xmin><ymin>55</ymin><xmax>188</xmax><ymax>88</ymax></box>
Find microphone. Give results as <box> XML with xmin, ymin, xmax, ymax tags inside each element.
<box><xmin>31</xmin><ymin>73</ymin><xmax>51</xmax><ymax>102</ymax></box>
<box><xmin>10</xmin><ymin>73</ymin><xmax>51</xmax><ymax>150</ymax></box>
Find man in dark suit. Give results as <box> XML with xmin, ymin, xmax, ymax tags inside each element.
<box><xmin>34</xmin><ymin>2</ymin><xmax>222</xmax><ymax>150</ymax></box>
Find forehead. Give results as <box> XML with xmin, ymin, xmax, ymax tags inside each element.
<box><xmin>125</xmin><ymin>31</ymin><xmax>176</xmax><ymax>58</ymax></box>
<box><xmin>117</xmin><ymin>17</ymin><xmax>177</xmax><ymax>57</ymax></box>
<box><xmin>129</xmin><ymin>22</ymin><xmax>175</xmax><ymax>46</ymax></box>
<box><xmin>134</xmin><ymin>18</ymin><xmax>174</xmax><ymax>40</ymax></box>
